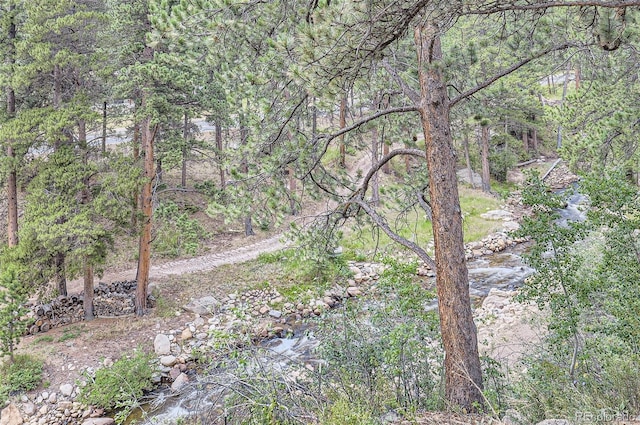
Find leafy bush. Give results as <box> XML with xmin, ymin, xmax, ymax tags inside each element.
<box><xmin>79</xmin><ymin>349</ymin><xmax>154</xmax><ymax>424</ymax></box>
<box><xmin>0</xmin><ymin>354</ymin><xmax>44</xmax><ymax>405</ymax></box>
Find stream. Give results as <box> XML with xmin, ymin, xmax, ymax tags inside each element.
<box><xmin>133</xmin><ymin>194</ymin><xmax>588</xmax><ymax>424</ymax></box>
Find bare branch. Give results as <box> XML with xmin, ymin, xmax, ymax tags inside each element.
<box><xmin>415</xmin><ymin>189</ymin><xmax>433</xmax><ymax>221</ymax></box>
<box><xmin>304</xmin><ymin>105</ymin><xmax>419</xmax><ymax>178</ymax></box>
<box><xmin>350</xmin><ymin>198</ymin><xmax>436</xmax><ymax>270</ymax></box>
<box><xmin>464</xmin><ymin>1</ymin><xmax>640</xmax><ymax>14</ymax></box>
<box><xmin>381</xmin><ymin>60</ymin><xmax>420</xmax><ymax>104</ymax></box>
<box><xmin>358</xmin><ymin>148</ymin><xmax>425</xmax><ymax>196</ymax></box>
<box><xmin>450</xmin><ymin>41</ymin><xmax>581</xmax><ymax>107</ymax></box>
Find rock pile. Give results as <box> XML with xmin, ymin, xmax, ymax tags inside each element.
<box><xmin>1</xmin><ymin>388</ymin><xmax>114</xmax><ymax>425</ymax></box>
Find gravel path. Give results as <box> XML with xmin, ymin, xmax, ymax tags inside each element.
<box><xmin>67</xmin><ymin>234</ymin><xmax>288</xmax><ymax>293</ymax></box>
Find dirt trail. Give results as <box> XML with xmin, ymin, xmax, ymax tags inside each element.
<box><xmin>67</xmin><ymin>234</ymin><xmax>288</xmax><ymax>294</ymax></box>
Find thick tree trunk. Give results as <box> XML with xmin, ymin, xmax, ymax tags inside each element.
<box><xmin>414</xmin><ymin>24</ymin><xmax>483</xmax><ymax>412</ymax></box>
<box><xmin>6</xmin><ymin>8</ymin><xmax>18</xmax><ymax>247</ymax></box>
<box><xmin>339</xmin><ymin>96</ymin><xmax>347</xmax><ymax>167</ymax></box>
<box><xmin>83</xmin><ymin>258</ymin><xmax>94</xmax><ymax>321</ymax></box>
<box><xmin>480</xmin><ymin>125</ymin><xmax>491</xmax><ymax>193</ymax></box>
<box><xmin>135</xmin><ymin>116</ymin><xmax>155</xmax><ymax>316</ymax></box>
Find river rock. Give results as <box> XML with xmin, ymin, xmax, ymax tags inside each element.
<box><xmin>47</xmin><ymin>392</ymin><xmax>57</xmax><ymax>404</ymax></box>
<box><xmin>82</xmin><ymin>419</ymin><xmax>115</xmax><ymax>425</ymax></box>
<box><xmin>481</xmin><ymin>209</ymin><xmax>515</xmax><ymax>221</ymax></box>
<box><xmin>160</xmin><ymin>355</ymin><xmax>177</xmax><ymax>367</ymax></box>
<box><xmin>154</xmin><ymin>334</ymin><xmax>171</xmax><ymax>355</ymax></box>
<box><xmin>21</xmin><ymin>402</ymin><xmax>35</xmax><ymax>417</ymax></box>
<box><xmin>59</xmin><ymin>383</ymin><xmax>74</xmax><ymax>397</ymax></box>
<box><xmin>181</xmin><ymin>328</ymin><xmax>193</xmax><ymax>340</ymax></box>
<box><xmin>183</xmin><ymin>296</ymin><xmax>219</xmax><ymax>315</ymax></box>
<box><xmin>171</xmin><ymin>373</ymin><xmax>189</xmax><ymax>392</ymax></box>
<box><xmin>347</xmin><ymin>287</ymin><xmax>362</xmax><ymax>297</ymax></box>
<box><xmin>268</xmin><ymin>310</ymin><xmax>282</xmax><ymax>319</ymax></box>
<box><xmin>535</xmin><ymin>420</ymin><xmax>570</xmax><ymax>425</ymax></box>
<box><xmin>0</xmin><ymin>403</ymin><xmax>23</xmax><ymax>425</ymax></box>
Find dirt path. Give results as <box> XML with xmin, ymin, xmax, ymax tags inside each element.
<box><xmin>67</xmin><ymin>234</ymin><xmax>288</xmax><ymax>294</ymax></box>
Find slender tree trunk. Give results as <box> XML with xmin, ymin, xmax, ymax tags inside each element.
<box><xmin>6</xmin><ymin>6</ymin><xmax>18</xmax><ymax>247</ymax></box>
<box><xmin>480</xmin><ymin>124</ymin><xmax>491</xmax><ymax>193</ymax></box>
<box><xmin>339</xmin><ymin>96</ymin><xmax>347</xmax><ymax>167</ymax></box>
<box><xmin>575</xmin><ymin>65</ymin><xmax>581</xmax><ymax>91</ymax></box>
<box><xmin>102</xmin><ymin>101</ymin><xmax>107</xmax><ymax>154</ymax></box>
<box><xmin>216</xmin><ymin>123</ymin><xmax>225</xmax><ymax>189</ymax></box>
<box><xmin>240</xmin><ymin>119</ymin><xmax>254</xmax><ymax>236</ymax></box>
<box><xmin>463</xmin><ymin>132</ymin><xmax>475</xmax><ymax>188</ymax></box>
<box><xmin>135</xmin><ymin>114</ymin><xmax>155</xmax><ymax>316</ymax></box>
<box><xmin>522</xmin><ymin>128</ymin><xmax>529</xmax><ymax>153</ymax></box>
<box><xmin>556</xmin><ymin>62</ymin><xmax>571</xmax><ymax>149</ymax></box>
<box><xmin>371</xmin><ymin>126</ymin><xmax>380</xmax><ymax>206</ymax></box>
<box><xmin>55</xmin><ymin>252</ymin><xmax>67</xmax><ymax>297</ymax></box>
<box><xmin>131</xmin><ymin>123</ymin><xmax>140</xmax><ymax>230</ymax></box>
<box><xmin>382</xmin><ymin>142</ymin><xmax>390</xmax><ymax>174</ymax></box>
<box><xmin>532</xmin><ymin>127</ymin><xmax>538</xmax><ymax>152</ymax></box>
<box><xmin>156</xmin><ymin>158</ymin><xmax>163</xmax><ymax>184</ymax></box>
<box><xmin>414</xmin><ymin>23</ymin><xmax>483</xmax><ymax>411</ymax></box>
<box><xmin>83</xmin><ymin>258</ymin><xmax>94</xmax><ymax>321</ymax></box>
<box><xmin>182</xmin><ymin>110</ymin><xmax>188</xmax><ymax>188</ymax></box>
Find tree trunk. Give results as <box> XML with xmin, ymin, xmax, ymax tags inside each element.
<box><xmin>522</xmin><ymin>128</ymin><xmax>529</xmax><ymax>153</ymax></box>
<box><xmin>156</xmin><ymin>158</ymin><xmax>163</xmax><ymax>184</ymax></box>
<box><xmin>339</xmin><ymin>96</ymin><xmax>347</xmax><ymax>167</ymax></box>
<box><xmin>83</xmin><ymin>258</ymin><xmax>94</xmax><ymax>321</ymax></box>
<box><xmin>182</xmin><ymin>110</ymin><xmax>188</xmax><ymax>188</ymax></box>
<box><xmin>382</xmin><ymin>142</ymin><xmax>390</xmax><ymax>174</ymax></box>
<box><xmin>216</xmin><ymin>123</ymin><xmax>225</xmax><ymax>189</ymax></box>
<box><xmin>135</xmin><ymin>115</ymin><xmax>155</xmax><ymax>316</ymax></box>
<box><xmin>371</xmin><ymin>126</ymin><xmax>380</xmax><ymax>206</ymax></box>
<box><xmin>6</xmin><ymin>7</ymin><xmax>18</xmax><ymax>247</ymax></box>
<box><xmin>480</xmin><ymin>124</ymin><xmax>491</xmax><ymax>193</ymax></box>
<box><xmin>463</xmin><ymin>132</ymin><xmax>475</xmax><ymax>188</ymax></box>
<box><xmin>102</xmin><ymin>101</ymin><xmax>107</xmax><ymax>154</ymax></box>
<box><xmin>532</xmin><ymin>127</ymin><xmax>538</xmax><ymax>152</ymax></box>
<box><xmin>54</xmin><ymin>252</ymin><xmax>67</xmax><ymax>297</ymax></box>
<box><xmin>414</xmin><ymin>23</ymin><xmax>483</xmax><ymax>412</ymax></box>
<box><xmin>131</xmin><ymin>122</ymin><xmax>140</xmax><ymax>230</ymax></box>
<box><xmin>239</xmin><ymin>118</ymin><xmax>254</xmax><ymax>236</ymax></box>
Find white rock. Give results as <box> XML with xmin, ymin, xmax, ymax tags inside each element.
<box><xmin>47</xmin><ymin>393</ymin><xmax>57</xmax><ymax>404</ymax></box>
<box><xmin>82</xmin><ymin>419</ymin><xmax>115</xmax><ymax>425</ymax></box>
<box><xmin>170</xmin><ymin>373</ymin><xmax>189</xmax><ymax>392</ymax></box>
<box><xmin>154</xmin><ymin>334</ymin><xmax>171</xmax><ymax>355</ymax></box>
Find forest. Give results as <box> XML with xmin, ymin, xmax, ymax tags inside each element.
<box><xmin>1</xmin><ymin>1</ymin><xmax>640</xmax><ymax>424</ymax></box>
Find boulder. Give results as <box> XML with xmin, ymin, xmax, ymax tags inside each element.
<box><xmin>0</xmin><ymin>403</ymin><xmax>23</xmax><ymax>425</ymax></box>
<box><xmin>60</xmin><ymin>383</ymin><xmax>74</xmax><ymax>397</ymax></box>
<box><xmin>154</xmin><ymin>334</ymin><xmax>171</xmax><ymax>355</ymax></box>
<box><xmin>171</xmin><ymin>373</ymin><xmax>189</xmax><ymax>392</ymax></box>
<box><xmin>183</xmin><ymin>296</ymin><xmax>219</xmax><ymax>315</ymax></box>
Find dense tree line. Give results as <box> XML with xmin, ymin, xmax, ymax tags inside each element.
<box><xmin>0</xmin><ymin>0</ymin><xmax>639</xmax><ymax>412</ymax></box>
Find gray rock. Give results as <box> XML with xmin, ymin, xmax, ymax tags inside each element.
<box><xmin>0</xmin><ymin>403</ymin><xmax>23</xmax><ymax>425</ymax></box>
<box><xmin>268</xmin><ymin>310</ymin><xmax>282</xmax><ymax>319</ymax></box>
<box><xmin>160</xmin><ymin>355</ymin><xmax>177</xmax><ymax>367</ymax></box>
<box><xmin>183</xmin><ymin>296</ymin><xmax>219</xmax><ymax>315</ymax></box>
<box><xmin>47</xmin><ymin>392</ymin><xmax>57</xmax><ymax>404</ymax></box>
<box><xmin>82</xmin><ymin>419</ymin><xmax>115</xmax><ymax>425</ymax></box>
<box><xmin>171</xmin><ymin>373</ymin><xmax>189</xmax><ymax>392</ymax></box>
<box><xmin>154</xmin><ymin>334</ymin><xmax>171</xmax><ymax>355</ymax></box>
<box><xmin>21</xmin><ymin>402</ymin><xmax>36</xmax><ymax>417</ymax></box>
<box><xmin>59</xmin><ymin>384</ymin><xmax>74</xmax><ymax>398</ymax></box>
<box><xmin>535</xmin><ymin>420</ymin><xmax>570</xmax><ymax>425</ymax></box>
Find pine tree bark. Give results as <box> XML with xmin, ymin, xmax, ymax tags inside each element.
<box><xmin>216</xmin><ymin>123</ymin><xmax>225</xmax><ymax>189</ymax></box>
<box><xmin>83</xmin><ymin>258</ymin><xmax>94</xmax><ymax>321</ymax></box>
<box><xmin>135</xmin><ymin>114</ymin><xmax>155</xmax><ymax>316</ymax></box>
<box><xmin>414</xmin><ymin>23</ymin><xmax>483</xmax><ymax>412</ymax></box>
<box><xmin>182</xmin><ymin>110</ymin><xmax>188</xmax><ymax>188</ymax></box>
<box><xmin>102</xmin><ymin>101</ymin><xmax>107</xmax><ymax>154</ymax></box>
<box><xmin>54</xmin><ymin>252</ymin><xmax>67</xmax><ymax>297</ymax></box>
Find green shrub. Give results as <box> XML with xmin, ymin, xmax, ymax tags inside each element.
<box><xmin>79</xmin><ymin>349</ymin><xmax>154</xmax><ymax>424</ymax></box>
<box><xmin>0</xmin><ymin>354</ymin><xmax>44</xmax><ymax>405</ymax></box>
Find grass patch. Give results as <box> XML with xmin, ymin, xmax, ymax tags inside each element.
<box><xmin>58</xmin><ymin>325</ymin><xmax>85</xmax><ymax>342</ymax></box>
<box><xmin>32</xmin><ymin>335</ymin><xmax>54</xmax><ymax>344</ymax></box>
<box><xmin>342</xmin><ymin>186</ymin><xmax>502</xmax><ymax>259</ymax></box>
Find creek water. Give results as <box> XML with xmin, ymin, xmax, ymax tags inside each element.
<box><xmin>132</xmin><ymin>194</ymin><xmax>588</xmax><ymax>424</ymax></box>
